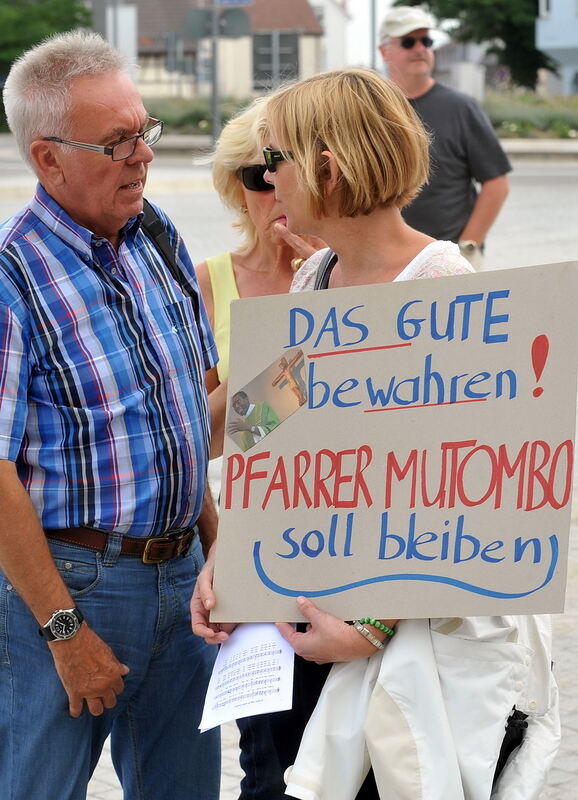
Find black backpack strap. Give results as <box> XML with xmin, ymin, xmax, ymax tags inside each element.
<box><xmin>141</xmin><ymin>198</ymin><xmax>199</xmax><ymax>318</ymax></box>
<box><xmin>313</xmin><ymin>249</ymin><xmax>338</xmax><ymax>290</ymax></box>
<box><xmin>141</xmin><ymin>198</ymin><xmax>180</xmax><ymax>283</ymax></box>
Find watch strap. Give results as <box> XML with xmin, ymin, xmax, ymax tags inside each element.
<box><xmin>458</xmin><ymin>239</ymin><xmax>480</xmax><ymax>252</ymax></box>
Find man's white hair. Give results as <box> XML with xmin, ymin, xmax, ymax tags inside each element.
<box><xmin>3</xmin><ymin>29</ymin><xmax>127</xmax><ymax>168</ymax></box>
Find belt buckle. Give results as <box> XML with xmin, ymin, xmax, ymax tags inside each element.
<box><xmin>142</xmin><ymin>535</ymin><xmax>171</xmax><ymax>564</ymax></box>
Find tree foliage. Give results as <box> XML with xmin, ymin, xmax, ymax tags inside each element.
<box><xmin>399</xmin><ymin>0</ymin><xmax>558</xmax><ymax>89</ymax></box>
<box><xmin>0</xmin><ymin>0</ymin><xmax>91</xmax><ymax>79</ymax></box>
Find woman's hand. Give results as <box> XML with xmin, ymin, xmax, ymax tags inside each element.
<box><xmin>276</xmin><ymin>597</ymin><xmax>392</xmax><ymax>664</ymax></box>
<box><xmin>191</xmin><ymin>543</ymin><xmax>237</xmax><ymax>644</ymax></box>
<box><xmin>273</xmin><ymin>222</ymin><xmax>326</xmax><ymax>262</ymax></box>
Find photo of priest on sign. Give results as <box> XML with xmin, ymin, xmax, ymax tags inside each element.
<box><xmin>227</xmin><ymin>390</ymin><xmax>281</xmax><ymax>452</ymax></box>
<box><xmin>226</xmin><ymin>347</ymin><xmax>307</xmax><ymax>452</ymax></box>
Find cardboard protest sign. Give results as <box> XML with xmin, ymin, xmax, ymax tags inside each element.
<box><xmin>212</xmin><ymin>262</ymin><xmax>578</xmax><ymax>622</ymax></box>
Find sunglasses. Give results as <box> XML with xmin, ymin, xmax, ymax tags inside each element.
<box><xmin>239</xmin><ymin>164</ymin><xmax>274</xmax><ymax>192</ymax></box>
<box><xmin>263</xmin><ymin>146</ymin><xmax>293</xmax><ymax>173</ymax></box>
<box><xmin>400</xmin><ymin>35</ymin><xmax>434</xmax><ymax>49</ymax></box>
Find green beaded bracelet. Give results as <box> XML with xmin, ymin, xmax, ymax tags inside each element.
<box><xmin>360</xmin><ymin>617</ymin><xmax>395</xmax><ymax>637</ymax></box>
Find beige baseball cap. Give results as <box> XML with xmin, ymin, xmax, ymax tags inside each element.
<box><xmin>379</xmin><ymin>6</ymin><xmax>436</xmax><ymax>43</ymax></box>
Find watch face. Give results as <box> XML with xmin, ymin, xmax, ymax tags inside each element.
<box><xmin>51</xmin><ymin>611</ymin><xmax>79</xmax><ymax>639</ymax></box>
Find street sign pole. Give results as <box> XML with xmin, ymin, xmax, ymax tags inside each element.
<box><xmin>211</xmin><ymin>0</ymin><xmax>221</xmax><ymax>144</ymax></box>
<box><xmin>207</xmin><ymin>0</ymin><xmax>253</xmax><ymax>144</ymax></box>
<box><xmin>370</xmin><ymin>0</ymin><xmax>377</xmax><ymax>69</ymax></box>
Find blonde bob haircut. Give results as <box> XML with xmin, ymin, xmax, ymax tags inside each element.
<box><xmin>212</xmin><ymin>96</ymin><xmax>269</xmax><ymax>254</ymax></box>
<box><xmin>265</xmin><ymin>68</ymin><xmax>430</xmax><ymax>218</ymax></box>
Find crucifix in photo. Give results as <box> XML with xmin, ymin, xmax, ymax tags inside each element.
<box><xmin>271</xmin><ymin>350</ymin><xmax>307</xmax><ymax>407</ymax></box>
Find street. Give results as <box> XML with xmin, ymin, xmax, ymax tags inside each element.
<box><xmin>0</xmin><ymin>143</ymin><xmax>576</xmax><ymax>799</ymax></box>
<box><xmin>1</xmin><ymin>143</ymin><xmax>578</xmax><ymax>270</ymax></box>
<box><xmin>131</xmin><ymin>157</ymin><xmax>578</xmax><ymax>271</ymax></box>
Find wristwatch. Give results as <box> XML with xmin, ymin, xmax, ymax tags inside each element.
<box><xmin>39</xmin><ymin>607</ymin><xmax>84</xmax><ymax>642</ymax></box>
<box><xmin>458</xmin><ymin>239</ymin><xmax>480</xmax><ymax>255</ymax></box>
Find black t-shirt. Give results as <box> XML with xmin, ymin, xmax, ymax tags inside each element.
<box><xmin>402</xmin><ymin>82</ymin><xmax>512</xmax><ymax>242</ymax></box>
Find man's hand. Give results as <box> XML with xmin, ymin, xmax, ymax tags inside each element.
<box><xmin>277</xmin><ymin>597</ymin><xmax>394</xmax><ymax>664</ymax></box>
<box><xmin>49</xmin><ymin>623</ymin><xmax>129</xmax><ymax>717</ymax></box>
<box><xmin>191</xmin><ymin>543</ymin><xmax>237</xmax><ymax>644</ymax></box>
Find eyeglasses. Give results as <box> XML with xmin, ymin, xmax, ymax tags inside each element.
<box><xmin>400</xmin><ymin>36</ymin><xmax>434</xmax><ymax>49</ymax></box>
<box><xmin>43</xmin><ymin>118</ymin><xmax>164</xmax><ymax>161</ymax></box>
<box><xmin>263</xmin><ymin>146</ymin><xmax>293</xmax><ymax>173</ymax></box>
<box><xmin>239</xmin><ymin>164</ymin><xmax>274</xmax><ymax>192</ymax></box>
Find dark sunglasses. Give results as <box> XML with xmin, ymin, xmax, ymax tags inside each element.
<box><xmin>400</xmin><ymin>35</ymin><xmax>434</xmax><ymax>49</ymax></box>
<box><xmin>263</xmin><ymin>146</ymin><xmax>293</xmax><ymax>173</ymax></box>
<box><xmin>239</xmin><ymin>164</ymin><xmax>274</xmax><ymax>192</ymax></box>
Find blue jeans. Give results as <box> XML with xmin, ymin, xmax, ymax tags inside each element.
<box><xmin>0</xmin><ymin>533</ymin><xmax>220</xmax><ymax>800</ymax></box>
<box><xmin>237</xmin><ymin>714</ymin><xmax>286</xmax><ymax>800</ymax></box>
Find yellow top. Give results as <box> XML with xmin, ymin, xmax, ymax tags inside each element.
<box><xmin>206</xmin><ymin>251</ymin><xmax>240</xmax><ymax>382</ymax></box>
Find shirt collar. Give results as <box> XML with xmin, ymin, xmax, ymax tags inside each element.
<box><xmin>30</xmin><ymin>183</ymin><xmax>143</xmax><ymax>256</ymax></box>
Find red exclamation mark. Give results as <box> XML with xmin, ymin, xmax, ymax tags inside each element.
<box><xmin>531</xmin><ymin>335</ymin><xmax>549</xmax><ymax>397</ymax></box>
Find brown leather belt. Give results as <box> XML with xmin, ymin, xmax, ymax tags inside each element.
<box><xmin>44</xmin><ymin>526</ymin><xmax>196</xmax><ymax>564</ymax></box>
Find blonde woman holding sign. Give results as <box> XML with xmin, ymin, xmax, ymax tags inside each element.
<box><xmin>193</xmin><ymin>69</ymin><xmax>559</xmax><ymax>800</ymax></box>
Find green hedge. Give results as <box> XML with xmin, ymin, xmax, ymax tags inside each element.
<box><xmin>3</xmin><ymin>90</ymin><xmax>578</xmax><ymax>139</ymax></box>
<box><xmin>483</xmin><ymin>91</ymin><xmax>578</xmax><ymax>139</ymax></box>
<box><xmin>146</xmin><ymin>96</ymin><xmax>251</xmax><ymax>134</ymax></box>
<box><xmin>148</xmin><ymin>92</ymin><xmax>578</xmax><ymax>139</ymax></box>
<box><xmin>0</xmin><ymin>95</ymin><xmax>250</xmax><ymax>134</ymax></box>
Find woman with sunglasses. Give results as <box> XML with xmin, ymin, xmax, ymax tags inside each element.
<box><xmin>194</xmin><ymin>69</ymin><xmax>559</xmax><ymax>800</ymax></box>
<box><xmin>194</xmin><ymin>97</ymin><xmax>322</xmax><ymax>800</ymax></box>
<box><xmin>195</xmin><ymin>98</ymin><xmax>321</xmax><ymax>459</ymax></box>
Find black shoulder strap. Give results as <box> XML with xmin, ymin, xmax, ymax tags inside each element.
<box><xmin>313</xmin><ymin>249</ymin><xmax>338</xmax><ymax>290</ymax></box>
<box><xmin>141</xmin><ymin>198</ymin><xmax>199</xmax><ymax>317</ymax></box>
<box><xmin>141</xmin><ymin>198</ymin><xmax>180</xmax><ymax>283</ymax></box>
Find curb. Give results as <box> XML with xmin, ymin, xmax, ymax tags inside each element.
<box><xmin>155</xmin><ymin>134</ymin><xmax>578</xmax><ymax>160</ymax></box>
<box><xmin>159</xmin><ymin>135</ymin><xmax>578</xmax><ymax>161</ymax></box>
<box><xmin>500</xmin><ymin>138</ymin><xmax>578</xmax><ymax>161</ymax></box>
<box><xmin>2</xmin><ymin>133</ymin><xmax>578</xmax><ymax>160</ymax></box>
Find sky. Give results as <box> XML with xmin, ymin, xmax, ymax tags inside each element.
<box><xmin>346</xmin><ymin>0</ymin><xmax>393</xmax><ymax>67</ymax></box>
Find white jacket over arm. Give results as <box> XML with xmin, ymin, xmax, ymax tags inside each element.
<box><xmin>284</xmin><ymin>615</ymin><xmax>560</xmax><ymax>800</ymax></box>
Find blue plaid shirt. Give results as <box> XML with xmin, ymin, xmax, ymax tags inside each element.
<box><xmin>0</xmin><ymin>184</ymin><xmax>217</xmax><ymax>536</ymax></box>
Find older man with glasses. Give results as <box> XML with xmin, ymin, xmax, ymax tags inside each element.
<box><xmin>0</xmin><ymin>30</ymin><xmax>220</xmax><ymax>800</ymax></box>
<box><xmin>379</xmin><ymin>6</ymin><xmax>512</xmax><ymax>269</ymax></box>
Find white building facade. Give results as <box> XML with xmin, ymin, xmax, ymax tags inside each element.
<box><xmin>536</xmin><ymin>0</ymin><xmax>578</xmax><ymax>94</ymax></box>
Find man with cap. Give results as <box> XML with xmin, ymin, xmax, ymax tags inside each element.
<box><xmin>379</xmin><ymin>6</ymin><xmax>511</xmax><ymax>269</ymax></box>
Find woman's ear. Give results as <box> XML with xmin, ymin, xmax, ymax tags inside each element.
<box><xmin>321</xmin><ymin>150</ymin><xmax>341</xmax><ymax>199</ymax></box>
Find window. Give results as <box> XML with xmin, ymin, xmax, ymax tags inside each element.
<box><xmin>253</xmin><ymin>32</ymin><xmax>299</xmax><ymax>91</ymax></box>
